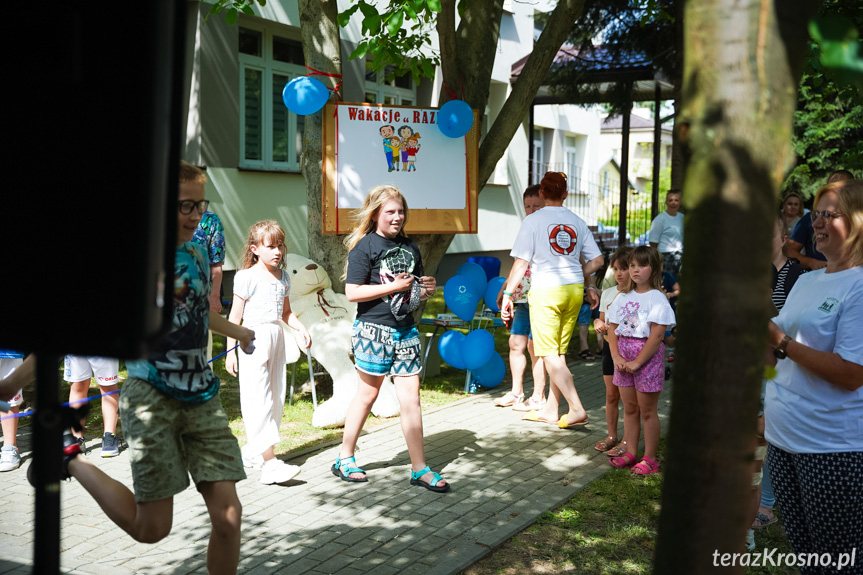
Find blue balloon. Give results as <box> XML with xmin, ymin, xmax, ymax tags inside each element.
<box><xmin>463</xmin><ymin>330</ymin><xmax>495</xmax><ymax>370</ymax></box>
<box><xmin>471</xmin><ymin>352</ymin><xmax>505</xmax><ymax>388</ymax></box>
<box><xmin>457</xmin><ymin>262</ymin><xmax>488</xmax><ymax>298</ymax></box>
<box><xmin>282</xmin><ymin>77</ymin><xmax>329</xmax><ymax>115</ymax></box>
<box><xmin>484</xmin><ymin>276</ymin><xmax>506</xmax><ymax>312</ymax></box>
<box><xmin>437</xmin><ymin>99</ymin><xmax>474</xmax><ymax>138</ymax></box>
<box><xmin>444</xmin><ymin>275</ymin><xmax>481</xmax><ymax>322</ymax></box>
<box><xmin>438</xmin><ymin>331</ymin><xmax>466</xmax><ymax>370</ymax></box>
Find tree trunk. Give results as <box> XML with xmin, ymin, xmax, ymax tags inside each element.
<box><xmin>298</xmin><ymin>0</ymin><xmax>347</xmax><ymax>290</ymax></box>
<box><xmin>653</xmin><ymin>1</ymin><xmax>817</xmax><ymax>572</ymax></box>
<box><xmin>670</xmin><ymin>0</ymin><xmax>686</xmax><ymax>191</ymax></box>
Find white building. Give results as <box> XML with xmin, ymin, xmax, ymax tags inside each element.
<box><xmin>183</xmin><ymin>1</ymin><xmax>609</xmax><ymax>280</ymax></box>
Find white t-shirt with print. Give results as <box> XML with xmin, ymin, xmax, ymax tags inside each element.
<box><xmin>765</xmin><ymin>267</ymin><xmax>863</xmax><ymax>454</ymax></box>
<box><xmin>607</xmin><ymin>288</ymin><xmax>676</xmax><ymax>339</ymax></box>
<box><xmin>233</xmin><ymin>268</ymin><xmax>290</xmax><ymax>326</ymax></box>
<box><xmin>510</xmin><ymin>206</ymin><xmax>602</xmax><ymax>289</ymax></box>
<box><xmin>648</xmin><ymin>211</ymin><xmax>684</xmax><ymax>253</ymax></box>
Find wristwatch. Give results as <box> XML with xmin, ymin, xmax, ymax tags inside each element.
<box><xmin>773</xmin><ymin>335</ymin><xmax>792</xmax><ymax>360</ymax></box>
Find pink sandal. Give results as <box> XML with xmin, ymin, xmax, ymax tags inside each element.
<box><xmin>609</xmin><ymin>452</ymin><xmax>638</xmax><ymax>469</ymax></box>
<box><xmin>631</xmin><ymin>456</ymin><xmax>660</xmax><ymax>475</ymax></box>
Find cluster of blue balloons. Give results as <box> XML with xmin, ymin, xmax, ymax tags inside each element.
<box><xmin>437</xmin><ymin>261</ymin><xmax>509</xmax><ymax>387</ymax></box>
<box><xmin>282</xmin><ymin>77</ymin><xmax>330</xmax><ymax>116</ymax></box>
<box><xmin>443</xmin><ymin>262</ymin><xmax>507</xmax><ymax>322</ymax></box>
<box><xmin>437</xmin><ymin>99</ymin><xmax>474</xmax><ymax>138</ymax></box>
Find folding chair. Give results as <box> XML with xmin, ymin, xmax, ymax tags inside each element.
<box><xmin>289</xmin><ymin>348</ymin><xmax>319</xmax><ymax>408</ymax></box>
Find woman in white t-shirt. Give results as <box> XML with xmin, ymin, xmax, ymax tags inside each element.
<box><xmin>500</xmin><ymin>171</ymin><xmax>604</xmax><ymax>428</ymax></box>
<box><xmin>765</xmin><ymin>179</ymin><xmax>863</xmax><ymax>567</ymax></box>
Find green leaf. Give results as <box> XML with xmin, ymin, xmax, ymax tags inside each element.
<box><xmin>427</xmin><ymin>0</ymin><xmax>442</xmax><ymax>12</ymax></box>
<box><xmin>338</xmin><ymin>4</ymin><xmax>359</xmax><ymax>27</ymax></box>
<box><xmin>405</xmin><ymin>4</ymin><xmax>417</xmax><ymax>21</ymax></box>
<box><xmin>257</xmin><ymin>0</ymin><xmax>266</xmax><ymax>5</ymax></box>
<box><xmin>358</xmin><ymin>1</ymin><xmax>377</xmax><ymax>18</ymax></box>
<box><xmin>241</xmin><ymin>3</ymin><xmax>255</xmax><ymax>15</ymax></box>
<box><xmin>387</xmin><ymin>10</ymin><xmax>404</xmax><ymax>36</ymax></box>
<box><xmin>350</xmin><ymin>42</ymin><xmax>369</xmax><ymax>61</ymax></box>
<box><xmin>209</xmin><ymin>3</ymin><xmax>223</xmax><ymax>15</ymax></box>
<box><xmin>363</xmin><ymin>14</ymin><xmax>381</xmax><ymax>34</ymax></box>
<box><xmin>420</xmin><ymin>57</ymin><xmax>434</xmax><ymax>79</ymax></box>
<box><xmin>809</xmin><ymin>16</ymin><xmax>858</xmax><ymax>44</ymax></box>
<box><xmin>226</xmin><ymin>7</ymin><xmax>238</xmax><ymax>25</ymax></box>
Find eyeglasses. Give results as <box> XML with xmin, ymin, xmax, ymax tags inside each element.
<box><xmin>544</xmin><ymin>171</ymin><xmax>567</xmax><ymax>180</ymax></box>
<box><xmin>178</xmin><ymin>199</ymin><xmax>210</xmax><ymax>215</ymax></box>
<box><xmin>812</xmin><ymin>209</ymin><xmax>844</xmax><ymax>222</ymax></box>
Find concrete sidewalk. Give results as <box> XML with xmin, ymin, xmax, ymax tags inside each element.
<box><xmin>0</xmin><ymin>358</ymin><xmax>673</xmax><ymax>575</ymax></box>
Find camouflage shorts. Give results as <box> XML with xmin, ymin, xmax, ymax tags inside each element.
<box><xmin>119</xmin><ymin>377</ymin><xmax>245</xmax><ymax>503</ymax></box>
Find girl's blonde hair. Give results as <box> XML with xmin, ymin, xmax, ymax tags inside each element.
<box><xmin>240</xmin><ymin>220</ymin><xmax>287</xmax><ymax>270</ymax></box>
<box><xmin>621</xmin><ymin>246</ymin><xmax>664</xmax><ymax>293</ymax></box>
<box><xmin>342</xmin><ymin>186</ymin><xmax>410</xmax><ymax>279</ymax></box>
<box><xmin>814</xmin><ymin>179</ymin><xmax>863</xmax><ymax>267</ymax></box>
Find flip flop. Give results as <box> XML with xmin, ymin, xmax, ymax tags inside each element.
<box><xmin>521</xmin><ymin>411</ymin><xmax>559</xmax><ymax>424</ymax></box>
<box><xmin>558</xmin><ymin>415</ymin><xmax>589</xmax><ymax>429</ymax></box>
<box><xmin>578</xmin><ymin>349</ymin><xmax>596</xmax><ymax>361</ymax></box>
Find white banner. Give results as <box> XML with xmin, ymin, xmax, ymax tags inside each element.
<box><xmin>335</xmin><ymin>105</ymin><xmax>467</xmax><ymax>210</ymax></box>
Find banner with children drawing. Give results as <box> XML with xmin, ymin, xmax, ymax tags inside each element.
<box><xmin>322</xmin><ymin>102</ymin><xmax>479</xmax><ymax>235</ymax></box>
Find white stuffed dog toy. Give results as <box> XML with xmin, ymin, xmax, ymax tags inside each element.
<box><xmin>282</xmin><ymin>253</ymin><xmax>401</xmax><ymax>428</ymax></box>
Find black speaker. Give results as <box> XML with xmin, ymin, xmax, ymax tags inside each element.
<box><xmin>0</xmin><ymin>2</ymin><xmax>186</xmax><ymax>358</ymax></box>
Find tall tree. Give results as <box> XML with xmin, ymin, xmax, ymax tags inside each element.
<box><xmin>297</xmin><ymin>0</ymin><xmax>592</xmax><ymax>289</ymax></box>
<box><xmin>653</xmin><ymin>0</ymin><xmax>818</xmax><ymax>572</ymax></box>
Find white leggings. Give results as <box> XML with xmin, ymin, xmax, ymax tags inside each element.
<box><xmin>238</xmin><ymin>322</ymin><xmax>286</xmax><ymax>456</ymax></box>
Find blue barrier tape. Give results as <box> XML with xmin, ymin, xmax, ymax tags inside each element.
<box><xmin>0</xmin><ymin>344</ymin><xmax>240</xmax><ymax>420</ymax></box>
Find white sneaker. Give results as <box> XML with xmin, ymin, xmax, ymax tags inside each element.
<box><xmin>259</xmin><ymin>458</ymin><xmax>301</xmax><ymax>485</ymax></box>
<box><xmin>0</xmin><ymin>445</ymin><xmax>21</xmax><ymax>472</ymax></box>
<box><xmin>241</xmin><ymin>445</ymin><xmax>264</xmax><ymax>470</ymax></box>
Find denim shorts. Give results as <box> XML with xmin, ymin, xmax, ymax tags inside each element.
<box><xmin>577</xmin><ymin>302</ymin><xmax>591</xmax><ymax>325</ymax></box>
<box><xmin>510</xmin><ymin>304</ymin><xmax>532</xmax><ymax>338</ymax></box>
<box><xmin>351</xmin><ymin>320</ymin><xmax>422</xmax><ymax>377</ymax></box>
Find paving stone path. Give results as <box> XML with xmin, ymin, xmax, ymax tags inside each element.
<box><xmin>0</xmin><ymin>358</ymin><xmax>672</xmax><ymax>574</ymax></box>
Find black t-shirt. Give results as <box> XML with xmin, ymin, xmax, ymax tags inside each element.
<box><xmin>346</xmin><ymin>233</ymin><xmax>424</xmax><ymax>328</ymax></box>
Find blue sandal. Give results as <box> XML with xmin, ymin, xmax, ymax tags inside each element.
<box><xmin>332</xmin><ymin>455</ymin><xmax>368</xmax><ymax>483</ymax></box>
<box><xmin>410</xmin><ymin>466</ymin><xmax>450</xmax><ymax>493</ymax></box>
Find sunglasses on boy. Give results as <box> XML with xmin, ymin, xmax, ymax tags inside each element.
<box><xmin>178</xmin><ymin>199</ymin><xmax>210</xmax><ymax>215</ymax></box>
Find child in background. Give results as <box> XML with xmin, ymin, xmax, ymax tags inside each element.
<box><xmin>495</xmin><ymin>185</ymin><xmax>547</xmax><ymax>411</ymax></box>
<box><xmin>605</xmin><ymin>246</ymin><xmax>675</xmax><ymax>475</ymax></box>
<box><xmin>226</xmin><ymin>220</ymin><xmax>311</xmax><ymax>485</ymax></box>
<box><xmin>64</xmin><ymin>355</ymin><xmax>122</xmax><ymax>457</ymax></box>
<box><xmin>660</xmin><ymin>271</ymin><xmax>680</xmax><ymax>362</ymax></box>
<box><xmin>0</xmin><ymin>350</ymin><xmax>25</xmax><ymax>472</ymax></box>
<box><xmin>335</xmin><ymin>185</ymin><xmax>447</xmax><ymax>492</ymax></box>
<box><xmin>592</xmin><ymin>246</ymin><xmax>633</xmax><ymax>454</ymax></box>
<box><xmin>54</xmin><ymin>161</ymin><xmax>256</xmax><ymax>574</ymax></box>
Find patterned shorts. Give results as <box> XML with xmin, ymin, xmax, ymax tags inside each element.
<box><xmin>613</xmin><ymin>336</ymin><xmax>665</xmax><ymax>393</ymax></box>
<box><xmin>351</xmin><ymin>320</ymin><xmax>422</xmax><ymax>377</ymax></box>
<box><xmin>119</xmin><ymin>377</ymin><xmax>245</xmax><ymax>503</ymax></box>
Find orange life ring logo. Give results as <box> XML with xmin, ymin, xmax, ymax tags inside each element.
<box><xmin>548</xmin><ymin>224</ymin><xmax>577</xmax><ymax>255</ymax></box>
